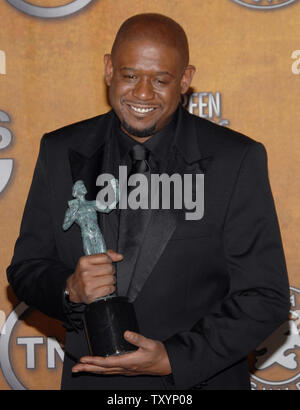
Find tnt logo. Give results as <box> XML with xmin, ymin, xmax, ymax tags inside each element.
<box><xmin>0</xmin><ymin>303</ymin><xmax>64</xmax><ymax>390</ymax></box>
<box><xmin>250</xmin><ymin>287</ymin><xmax>300</xmax><ymax>390</ymax></box>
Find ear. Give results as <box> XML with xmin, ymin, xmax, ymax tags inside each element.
<box><xmin>104</xmin><ymin>54</ymin><xmax>113</xmax><ymax>86</ymax></box>
<box><xmin>180</xmin><ymin>65</ymin><xmax>196</xmax><ymax>94</ymax></box>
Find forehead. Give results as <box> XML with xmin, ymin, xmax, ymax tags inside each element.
<box><xmin>113</xmin><ymin>38</ymin><xmax>182</xmax><ymax>73</ymax></box>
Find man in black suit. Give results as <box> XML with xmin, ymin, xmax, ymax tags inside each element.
<box><xmin>7</xmin><ymin>13</ymin><xmax>290</xmax><ymax>390</ymax></box>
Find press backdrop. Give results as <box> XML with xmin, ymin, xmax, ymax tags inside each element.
<box><xmin>0</xmin><ymin>0</ymin><xmax>299</xmax><ymax>390</ymax></box>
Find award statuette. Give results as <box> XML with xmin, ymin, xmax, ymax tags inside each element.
<box><xmin>62</xmin><ymin>179</ymin><xmax>139</xmax><ymax>357</ymax></box>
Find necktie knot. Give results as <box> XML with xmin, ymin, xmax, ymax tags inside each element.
<box><xmin>130</xmin><ymin>144</ymin><xmax>149</xmax><ymax>161</ymax></box>
<box><xmin>129</xmin><ymin>144</ymin><xmax>150</xmax><ymax>174</ymax></box>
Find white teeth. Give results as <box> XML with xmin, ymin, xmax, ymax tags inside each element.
<box><xmin>130</xmin><ymin>105</ymin><xmax>155</xmax><ymax>113</ymax></box>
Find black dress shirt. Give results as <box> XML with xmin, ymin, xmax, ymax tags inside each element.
<box><xmin>102</xmin><ymin>107</ymin><xmax>179</xmax><ymax>253</ymax></box>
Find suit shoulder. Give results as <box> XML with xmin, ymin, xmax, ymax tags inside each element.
<box><xmin>187</xmin><ymin>110</ymin><xmax>263</xmax><ymax>160</ymax></box>
<box><xmin>195</xmin><ymin>113</ymin><xmax>257</xmax><ymax>146</ymax></box>
<box><xmin>41</xmin><ymin>111</ymin><xmax>113</xmax><ymax>146</ymax></box>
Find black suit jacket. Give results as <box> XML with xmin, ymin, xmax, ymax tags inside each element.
<box><xmin>7</xmin><ymin>106</ymin><xmax>290</xmax><ymax>390</ymax></box>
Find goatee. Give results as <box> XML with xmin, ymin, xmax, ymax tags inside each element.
<box><xmin>122</xmin><ymin>120</ymin><xmax>156</xmax><ymax>138</ymax></box>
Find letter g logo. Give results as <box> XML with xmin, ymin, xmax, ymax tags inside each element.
<box><xmin>6</xmin><ymin>0</ymin><xmax>94</xmax><ymax>19</ymax></box>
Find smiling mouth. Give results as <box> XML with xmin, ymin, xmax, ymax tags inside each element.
<box><xmin>127</xmin><ymin>104</ymin><xmax>157</xmax><ymax>115</ymax></box>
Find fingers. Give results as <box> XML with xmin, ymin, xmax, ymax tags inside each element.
<box><xmin>72</xmin><ymin>363</ymin><xmax>132</xmax><ymax>375</ymax></box>
<box><xmin>71</xmin><ymin>334</ymin><xmax>171</xmax><ymax>377</ymax></box>
<box><xmin>106</xmin><ymin>249</ymin><xmax>124</xmax><ymax>262</ymax></box>
<box><xmin>78</xmin><ymin>250</ymin><xmax>123</xmax><ymax>267</ymax></box>
<box><xmin>77</xmin><ymin>257</ymin><xmax>116</xmax><ymax>302</ymax></box>
<box><xmin>80</xmin><ymin>262</ymin><xmax>116</xmax><ymax>278</ymax></box>
<box><xmin>76</xmin><ymin>351</ymin><xmax>140</xmax><ymax>372</ymax></box>
<box><xmin>124</xmin><ymin>331</ymin><xmax>154</xmax><ymax>350</ymax></box>
<box><xmin>75</xmin><ymin>332</ymin><xmax>154</xmax><ymax>370</ymax></box>
<box><xmin>67</xmin><ymin>249</ymin><xmax>123</xmax><ymax>303</ymax></box>
<box><xmin>72</xmin><ymin>355</ymin><xmax>138</xmax><ymax>375</ymax></box>
<box><xmin>83</xmin><ymin>279</ymin><xmax>116</xmax><ymax>303</ymax></box>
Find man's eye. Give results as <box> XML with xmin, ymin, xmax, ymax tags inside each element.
<box><xmin>155</xmin><ymin>79</ymin><xmax>168</xmax><ymax>86</ymax></box>
<box><xmin>124</xmin><ymin>74</ymin><xmax>136</xmax><ymax>80</ymax></box>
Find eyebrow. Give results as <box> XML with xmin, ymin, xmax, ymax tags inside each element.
<box><xmin>120</xmin><ymin>67</ymin><xmax>174</xmax><ymax>77</ymax></box>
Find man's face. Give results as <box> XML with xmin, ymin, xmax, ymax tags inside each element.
<box><xmin>104</xmin><ymin>38</ymin><xmax>194</xmax><ymax>139</ymax></box>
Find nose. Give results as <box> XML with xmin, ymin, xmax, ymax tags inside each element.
<box><xmin>132</xmin><ymin>77</ymin><xmax>154</xmax><ymax>101</ymax></box>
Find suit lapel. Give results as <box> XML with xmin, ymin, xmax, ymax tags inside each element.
<box><xmin>68</xmin><ymin>112</ymin><xmax>115</xmax><ymax>188</ymax></box>
<box><xmin>117</xmin><ymin>145</ymin><xmax>179</xmax><ymax>299</ymax></box>
<box><xmin>69</xmin><ymin>146</ymin><xmax>106</xmax><ymax>199</ymax></box>
<box><xmin>126</xmin><ymin>106</ymin><xmax>213</xmax><ymax>302</ymax></box>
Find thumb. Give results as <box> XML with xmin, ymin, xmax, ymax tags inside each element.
<box><xmin>124</xmin><ymin>331</ymin><xmax>153</xmax><ymax>350</ymax></box>
<box><xmin>106</xmin><ymin>249</ymin><xmax>123</xmax><ymax>262</ymax></box>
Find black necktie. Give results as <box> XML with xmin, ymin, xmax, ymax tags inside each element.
<box><xmin>116</xmin><ymin>144</ymin><xmax>152</xmax><ymax>299</ymax></box>
<box><xmin>129</xmin><ymin>144</ymin><xmax>150</xmax><ymax>175</ymax></box>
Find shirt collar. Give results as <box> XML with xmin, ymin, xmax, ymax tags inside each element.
<box><xmin>115</xmin><ymin>106</ymin><xmax>179</xmax><ymax>162</ymax></box>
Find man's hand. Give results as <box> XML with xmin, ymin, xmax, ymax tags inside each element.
<box><xmin>66</xmin><ymin>249</ymin><xmax>123</xmax><ymax>304</ymax></box>
<box><xmin>72</xmin><ymin>331</ymin><xmax>172</xmax><ymax>376</ymax></box>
